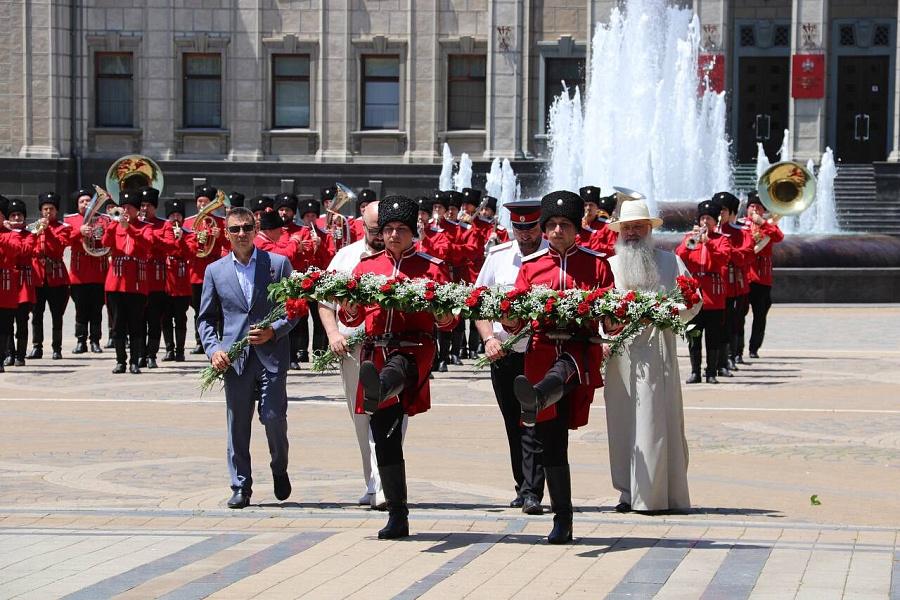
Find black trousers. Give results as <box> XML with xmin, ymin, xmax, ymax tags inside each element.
<box><xmin>718</xmin><ymin>296</ymin><xmax>738</xmax><ymax>367</ymax></box>
<box><xmin>534</xmin><ymin>392</ymin><xmax>570</xmax><ymax>469</ymax></box>
<box><xmin>32</xmin><ymin>284</ymin><xmax>69</xmax><ymax>350</ymax></box>
<box><xmin>71</xmin><ymin>283</ymin><xmax>105</xmax><ymax>344</ymax></box>
<box><xmin>191</xmin><ymin>283</ymin><xmax>203</xmax><ymax>346</ymax></box>
<box><xmin>297</xmin><ymin>301</ymin><xmax>326</xmax><ymax>354</ymax></box>
<box><xmin>451</xmin><ymin>319</ymin><xmax>467</xmax><ymax>357</ymax></box>
<box><xmin>0</xmin><ymin>307</ymin><xmax>13</xmax><ymax>362</ymax></box>
<box><xmin>143</xmin><ymin>291</ymin><xmax>167</xmax><ymax>358</ymax></box>
<box><xmin>108</xmin><ymin>292</ymin><xmax>147</xmax><ymax>365</ymax></box>
<box><xmin>9</xmin><ymin>302</ymin><xmax>31</xmax><ymax>360</ymax></box>
<box><xmin>688</xmin><ymin>308</ymin><xmax>724</xmax><ymax>373</ymax></box>
<box><xmin>490</xmin><ymin>352</ymin><xmax>544</xmax><ymax>501</ymax></box>
<box><xmin>162</xmin><ymin>296</ymin><xmax>191</xmax><ymax>351</ymax></box>
<box><xmin>467</xmin><ymin>319</ymin><xmax>481</xmax><ymax>353</ymax></box>
<box><xmin>748</xmin><ymin>283</ymin><xmax>772</xmax><ymax>353</ymax></box>
<box><xmin>371</xmin><ymin>402</ymin><xmax>406</xmax><ymax>467</ymax></box>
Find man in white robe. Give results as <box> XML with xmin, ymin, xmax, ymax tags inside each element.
<box><xmin>603</xmin><ymin>199</ymin><xmax>702</xmax><ymax>512</ymax></box>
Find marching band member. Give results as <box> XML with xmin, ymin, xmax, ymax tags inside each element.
<box><xmin>414</xmin><ymin>196</ymin><xmax>450</xmax><ymax>260</ymax></box>
<box><xmin>713</xmin><ymin>192</ymin><xmax>754</xmax><ymax>374</ymax></box>
<box><xmin>4</xmin><ymin>199</ymin><xmax>36</xmax><ymax>367</ymax></box>
<box><xmin>447</xmin><ymin>190</ymin><xmax>480</xmax><ymax>361</ymax></box>
<box><xmin>315</xmin><ymin>186</ymin><xmax>337</xmax><ymax>230</ymax></box>
<box><xmin>474</xmin><ymin>200</ymin><xmax>548</xmax><ymax>514</ymax></box>
<box><xmin>476</xmin><ymin>196</ymin><xmax>509</xmax><ymax>248</ymax></box>
<box><xmin>338</xmin><ymin>196</ymin><xmax>458</xmax><ymax>539</ymax></box>
<box><xmin>579</xmin><ymin>187</ymin><xmax>619</xmax><ymax>254</ymax></box>
<box><xmin>86</xmin><ymin>189</ymin><xmax>155</xmax><ymax>374</ymax></box>
<box><xmin>298</xmin><ymin>199</ymin><xmax>335</xmax><ymax>361</ymax></box>
<box><xmin>138</xmin><ymin>187</ymin><xmax>168</xmax><ymax>369</ymax></box>
<box><xmin>28</xmin><ymin>192</ymin><xmax>71</xmax><ymax>360</ymax></box>
<box><xmin>675</xmin><ymin>199</ymin><xmax>734</xmax><ymax>384</ymax></box>
<box><xmin>159</xmin><ymin>199</ymin><xmax>194</xmax><ymax>363</ymax></box>
<box><xmin>0</xmin><ymin>196</ymin><xmax>33</xmax><ymax>373</ymax></box>
<box><xmin>348</xmin><ymin>188</ymin><xmax>377</xmax><ymax>241</ymax></box>
<box><xmin>184</xmin><ymin>185</ymin><xmax>230</xmax><ymax>355</ymax></box>
<box><xmin>505</xmin><ymin>190</ymin><xmax>614</xmax><ymax>544</ymax></box>
<box><xmin>66</xmin><ymin>189</ymin><xmax>109</xmax><ymax>354</ymax></box>
<box><xmin>746</xmin><ymin>192</ymin><xmax>784</xmax><ymax>359</ymax></box>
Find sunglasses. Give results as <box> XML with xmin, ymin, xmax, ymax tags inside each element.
<box><xmin>227</xmin><ymin>224</ymin><xmax>255</xmax><ymax>234</ymax></box>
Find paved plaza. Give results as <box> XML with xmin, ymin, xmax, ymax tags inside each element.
<box><xmin>0</xmin><ymin>304</ymin><xmax>898</xmax><ymax>599</ymax></box>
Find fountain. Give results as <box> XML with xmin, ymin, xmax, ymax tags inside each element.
<box><xmin>438</xmin><ymin>143</ymin><xmax>455</xmax><ymax>191</ymax></box>
<box><xmin>453</xmin><ymin>153</ymin><xmax>473</xmax><ymax>192</ymax></box>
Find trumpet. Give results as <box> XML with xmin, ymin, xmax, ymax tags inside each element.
<box><xmin>582</xmin><ymin>205</ymin><xmax>592</xmax><ymax>229</ymax></box>
<box><xmin>685</xmin><ymin>225</ymin><xmax>708</xmax><ymax>250</ymax></box>
<box><xmin>27</xmin><ymin>218</ymin><xmax>48</xmax><ymax>235</ymax></box>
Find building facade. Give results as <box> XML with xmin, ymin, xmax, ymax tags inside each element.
<box><xmin>1</xmin><ymin>0</ymin><xmax>899</xmax><ymax>203</ymax></box>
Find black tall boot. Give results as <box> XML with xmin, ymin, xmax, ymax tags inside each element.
<box><xmin>546</xmin><ymin>465</ymin><xmax>573</xmax><ymax>544</ymax></box>
<box><xmin>377</xmin><ymin>461</ymin><xmax>409</xmax><ymax>539</ymax></box>
<box><xmin>359</xmin><ymin>354</ymin><xmax>414</xmax><ymax>415</ymax></box>
<box><xmin>705</xmin><ymin>346</ymin><xmax>720</xmax><ymax>384</ymax></box>
<box><xmin>51</xmin><ymin>329</ymin><xmax>63</xmax><ymax>360</ymax></box>
<box><xmin>174</xmin><ymin>328</ymin><xmax>187</xmax><ymax>362</ymax></box>
<box><xmin>514</xmin><ymin>355</ymin><xmax>579</xmax><ymax>426</ymax></box>
<box><xmin>729</xmin><ymin>334</ymin><xmax>741</xmax><ymax>368</ymax></box>
<box><xmin>162</xmin><ymin>324</ymin><xmax>175</xmax><ymax>361</ymax></box>
<box><xmin>73</xmin><ymin>322</ymin><xmax>88</xmax><ymax>354</ymax></box>
<box><xmin>686</xmin><ymin>341</ymin><xmax>702</xmax><ymax>384</ymax></box>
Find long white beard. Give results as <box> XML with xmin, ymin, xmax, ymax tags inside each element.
<box><xmin>615</xmin><ymin>235</ymin><xmax>660</xmax><ymax>291</ymax></box>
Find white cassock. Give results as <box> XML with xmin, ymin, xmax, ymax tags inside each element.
<box><xmin>603</xmin><ymin>249</ymin><xmax>702</xmax><ymax>511</ymax></box>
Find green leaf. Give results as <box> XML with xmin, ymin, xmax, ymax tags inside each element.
<box><xmin>810</xmin><ymin>494</ymin><xmax>821</xmax><ymax>506</ymax></box>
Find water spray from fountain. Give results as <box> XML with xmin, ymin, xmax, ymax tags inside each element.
<box><xmin>439</xmin><ymin>143</ymin><xmax>455</xmax><ymax>191</ymax></box>
<box><xmin>454</xmin><ymin>153</ymin><xmax>473</xmax><ymax>192</ymax></box>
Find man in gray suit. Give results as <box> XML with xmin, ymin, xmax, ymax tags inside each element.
<box><xmin>198</xmin><ymin>206</ymin><xmax>298</xmax><ymax>509</ymax></box>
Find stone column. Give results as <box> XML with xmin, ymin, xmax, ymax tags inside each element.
<box><xmin>888</xmin><ymin>0</ymin><xmax>900</xmax><ymax>161</ymax></box>
<box><xmin>789</xmin><ymin>0</ymin><xmax>828</xmax><ymax>163</ymax></box>
<box><xmin>142</xmin><ymin>0</ymin><xmax>176</xmax><ymax>159</ymax></box>
<box><xmin>229</xmin><ymin>0</ymin><xmax>263</xmax><ymax>161</ymax></box>
<box><xmin>406</xmin><ymin>0</ymin><xmax>438</xmax><ymax>162</ymax></box>
<box><xmin>485</xmin><ymin>0</ymin><xmax>524</xmax><ymax>159</ymax></box>
<box><xmin>319</xmin><ymin>0</ymin><xmax>351</xmax><ymax>161</ymax></box>
<box><xmin>19</xmin><ymin>0</ymin><xmax>61</xmax><ymax>158</ymax></box>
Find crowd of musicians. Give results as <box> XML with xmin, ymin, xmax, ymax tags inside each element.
<box><xmin>0</xmin><ymin>184</ymin><xmax>783</xmax><ymax>543</ymax></box>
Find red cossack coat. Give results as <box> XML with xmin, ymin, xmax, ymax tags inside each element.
<box><xmin>675</xmin><ymin>231</ymin><xmax>733</xmax><ymax>310</ymax></box>
<box><xmin>65</xmin><ymin>213</ymin><xmax>110</xmax><ymax>285</ymax></box>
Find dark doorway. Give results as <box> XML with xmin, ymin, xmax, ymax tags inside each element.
<box><xmin>736</xmin><ymin>57</ymin><xmax>790</xmax><ymax>162</ymax></box>
<box><xmin>835</xmin><ymin>56</ymin><xmax>890</xmax><ymax>163</ymax></box>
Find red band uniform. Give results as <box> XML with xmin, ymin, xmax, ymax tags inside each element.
<box><xmin>65</xmin><ymin>189</ymin><xmax>110</xmax><ymax>353</ymax></box>
<box><xmin>29</xmin><ymin>192</ymin><xmax>71</xmax><ymax>360</ymax></box>
<box><xmin>0</xmin><ymin>196</ymin><xmax>35</xmax><ymax>370</ymax></box>
<box><xmin>746</xmin><ymin>191</ymin><xmax>784</xmax><ymax>357</ymax></box>
<box><xmin>3</xmin><ymin>199</ymin><xmax>37</xmax><ymax>366</ymax></box>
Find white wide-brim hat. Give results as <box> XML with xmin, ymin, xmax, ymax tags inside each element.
<box><xmin>608</xmin><ymin>199</ymin><xmax>663</xmax><ymax>232</ymax></box>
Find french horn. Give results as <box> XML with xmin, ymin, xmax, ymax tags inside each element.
<box><xmin>81</xmin><ymin>185</ymin><xmax>115</xmax><ymax>257</ymax></box>
<box><xmin>194</xmin><ymin>189</ymin><xmax>231</xmax><ymax>258</ymax></box>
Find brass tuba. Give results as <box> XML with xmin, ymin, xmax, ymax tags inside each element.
<box><xmin>106</xmin><ymin>154</ymin><xmax>165</xmax><ymax>194</ymax></box>
<box><xmin>81</xmin><ymin>185</ymin><xmax>116</xmax><ymax>257</ymax></box>
<box><xmin>327</xmin><ymin>183</ymin><xmax>356</xmax><ymax>249</ymax></box>
<box><xmin>754</xmin><ymin>160</ymin><xmax>817</xmax><ymax>252</ymax></box>
<box><xmin>194</xmin><ymin>189</ymin><xmax>231</xmax><ymax>258</ymax></box>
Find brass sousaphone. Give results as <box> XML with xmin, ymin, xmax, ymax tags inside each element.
<box><xmin>754</xmin><ymin>161</ymin><xmax>817</xmax><ymax>252</ymax></box>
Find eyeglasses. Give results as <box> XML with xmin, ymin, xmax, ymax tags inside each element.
<box><xmin>382</xmin><ymin>226</ymin><xmax>411</xmax><ymax>236</ymax></box>
<box><xmin>365</xmin><ymin>226</ymin><xmax>383</xmax><ymax>236</ymax></box>
<box><xmin>227</xmin><ymin>224</ymin><xmax>255</xmax><ymax>234</ymax></box>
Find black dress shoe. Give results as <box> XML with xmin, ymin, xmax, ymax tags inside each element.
<box><xmin>174</xmin><ymin>353</ymin><xmax>185</xmax><ymax>362</ymax></box>
<box><xmin>72</xmin><ymin>342</ymin><xmax>88</xmax><ymax>354</ymax></box>
<box><xmin>129</xmin><ymin>364</ymin><xmax>142</xmax><ymax>374</ymax></box>
<box><xmin>717</xmin><ymin>367</ymin><xmax>733</xmax><ymax>378</ymax></box>
<box><xmin>146</xmin><ymin>358</ymin><xmax>158</xmax><ymax>369</ymax></box>
<box><xmin>105</xmin><ymin>339</ymin><xmax>116</xmax><ymax>349</ymax></box>
<box><xmin>162</xmin><ymin>351</ymin><xmax>176</xmax><ymax>362</ymax></box>
<box><xmin>228</xmin><ymin>488</ymin><xmax>251</xmax><ymax>509</ymax></box>
<box><xmin>15</xmin><ymin>359</ymin><xmax>25</xmax><ymax>367</ymax></box>
<box><xmin>2</xmin><ymin>357</ymin><xmax>12</xmax><ymax>367</ymax></box>
<box><xmin>273</xmin><ymin>473</ymin><xmax>292</xmax><ymax>501</ymax></box>
<box><xmin>112</xmin><ymin>363</ymin><xmax>126</xmax><ymax>374</ymax></box>
<box><xmin>509</xmin><ymin>494</ymin><xmax>524</xmax><ymax>508</ymax></box>
<box><xmin>297</xmin><ymin>350</ymin><xmax>310</xmax><ymax>363</ymax></box>
<box><xmin>726</xmin><ymin>358</ymin><xmax>739</xmax><ymax>371</ymax></box>
<box><xmin>137</xmin><ymin>357</ymin><xmax>147</xmax><ymax>368</ymax></box>
<box><xmin>190</xmin><ymin>345</ymin><xmax>205</xmax><ymax>355</ymax></box>
<box><xmin>290</xmin><ymin>361</ymin><xmax>301</xmax><ymax>371</ymax></box>
<box><xmin>735</xmin><ymin>355</ymin><xmax>745</xmax><ymax>364</ymax></box>
<box><xmin>26</xmin><ymin>347</ymin><xmax>42</xmax><ymax>359</ymax></box>
<box><xmin>705</xmin><ymin>374</ymin><xmax>720</xmax><ymax>384</ymax></box>
<box><xmin>685</xmin><ymin>372</ymin><xmax>701</xmax><ymax>384</ymax></box>
<box><xmin>437</xmin><ymin>361</ymin><xmax>448</xmax><ymax>372</ymax></box>
<box><xmin>450</xmin><ymin>355</ymin><xmax>463</xmax><ymax>366</ymax></box>
<box><xmin>51</xmin><ymin>351</ymin><xmax>63</xmax><ymax>360</ymax></box>
<box><xmin>0</xmin><ymin>363</ymin><xmax>4</xmax><ymax>373</ymax></box>
<box><xmin>749</xmin><ymin>351</ymin><xmax>759</xmax><ymax>359</ymax></box>
<box><xmin>522</xmin><ymin>496</ymin><xmax>543</xmax><ymax>515</ymax></box>
<box><xmin>615</xmin><ymin>502</ymin><xmax>632</xmax><ymax>513</ymax></box>
<box><xmin>469</xmin><ymin>351</ymin><xmax>481</xmax><ymax>361</ymax></box>
<box><xmin>91</xmin><ymin>342</ymin><xmax>103</xmax><ymax>353</ymax></box>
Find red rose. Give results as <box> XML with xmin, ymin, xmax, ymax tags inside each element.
<box><xmin>624</xmin><ymin>291</ymin><xmax>636</xmax><ymax>302</ymax></box>
<box><xmin>380</xmin><ymin>283</ymin><xmax>393</xmax><ymax>293</ymax></box>
<box><xmin>507</xmin><ymin>290</ymin><xmax>519</xmax><ymax>299</ymax></box>
<box><xmin>691</xmin><ymin>293</ymin><xmax>701</xmax><ymax>304</ymax></box>
<box><xmin>301</xmin><ymin>278</ymin><xmax>315</xmax><ymax>290</ymax></box>
<box><xmin>309</xmin><ymin>271</ymin><xmax>322</xmax><ymax>280</ymax></box>
<box><xmin>531</xmin><ymin>319</ymin><xmax>540</xmax><ymax>329</ymax></box>
<box><xmin>544</xmin><ymin>302</ymin><xmax>555</xmax><ymax>313</ymax></box>
<box><xmin>346</xmin><ymin>279</ymin><xmax>358</xmax><ymax>290</ymax></box>
<box><xmin>465</xmin><ymin>297</ymin><xmax>478</xmax><ymax>307</ymax></box>
<box><xmin>500</xmin><ymin>300</ymin><xmax>511</xmax><ymax>311</ymax></box>
<box><xmin>615</xmin><ymin>306</ymin><xmax>627</xmax><ymax>318</ymax></box>
<box><xmin>577</xmin><ymin>303</ymin><xmax>589</xmax><ymax>315</ymax></box>
<box><xmin>671</xmin><ymin>306</ymin><xmax>680</xmax><ymax>316</ymax></box>
<box><xmin>557</xmin><ymin>291</ymin><xmax>566</xmax><ymax>299</ymax></box>
<box><xmin>425</xmin><ymin>281</ymin><xmax>436</xmax><ymax>291</ymax></box>
<box><xmin>424</xmin><ymin>291</ymin><xmax>435</xmax><ymax>300</ymax></box>
<box><xmin>285</xmin><ymin>298</ymin><xmax>309</xmax><ymax>320</ymax></box>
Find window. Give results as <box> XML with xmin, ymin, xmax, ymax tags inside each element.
<box><xmin>272</xmin><ymin>55</ymin><xmax>310</xmax><ymax>128</ymax></box>
<box><xmin>544</xmin><ymin>58</ymin><xmax>585</xmax><ymax>121</ymax></box>
<box><xmin>96</xmin><ymin>53</ymin><xmax>133</xmax><ymax>127</ymax></box>
<box><xmin>362</xmin><ymin>56</ymin><xmax>400</xmax><ymax>129</ymax></box>
<box><xmin>183</xmin><ymin>53</ymin><xmax>222</xmax><ymax>128</ymax></box>
<box><xmin>447</xmin><ymin>55</ymin><xmax>486</xmax><ymax>130</ymax></box>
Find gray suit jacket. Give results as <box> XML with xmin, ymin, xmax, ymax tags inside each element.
<box><xmin>198</xmin><ymin>249</ymin><xmax>297</xmax><ymax>376</ymax></box>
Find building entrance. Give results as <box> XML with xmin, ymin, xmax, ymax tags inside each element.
<box><xmin>835</xmin><ymin>55</ymin><xmax>890</xmax><ymax>163</ymax></box>
<box><xmin>735</xmin><ymin>57</ymin><xmax>790</xmax><ymax>162</ymax></box>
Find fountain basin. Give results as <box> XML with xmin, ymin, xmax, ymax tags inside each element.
<box><xmin>653</xmin><ymin>233</ymin><xmax>900</xmax><ymax>303</ymax></box>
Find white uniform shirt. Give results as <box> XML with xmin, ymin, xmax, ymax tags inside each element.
<box><xmin>474</xmin><ymin>237</ymin><xmax>549</xmax><ymax>353</ymax></box>
<box><xmin>321</xmin><ymin>238</ymin><xmax>377</xmax><ymax>336</ymax></box>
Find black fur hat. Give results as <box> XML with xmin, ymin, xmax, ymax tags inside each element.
<box><xmin>597</xmin><ymin>193</ymin><xmax>617</xmax><ymax>216</ymax></box>
<box><xmin>432</xmin><ymin>190</ymin><xmax>449</xmax><ymax>209</ymax></box>
<box><xmin>120</xmin><ymin>189</ymin><xmax>141</xmax><ymax>209</ymax></box>
<box><xmin>70</xmin><ymin>189</ymin><xmax>93</xmax><ymax>202</ymax></box>
<box><xmin>358</xmin><ymin>189</ymin><xmax>377</xmax><ymax>206</ymax></box>
<box><xmin>483</xmin><ymin>196</ymin><xmax>498</xmax><ymax>213</ymax></box>
<box><xmin>378</xmin><ymin>196</ymin><xmax>418</xmax><ymax>234</ymax></box>
<box><xmin>164</xmin><ymin>199</ymin><xmax>185</xmax><ymax>218</ymax></box>
<box><xmin>320</xmin><ymin>186</ymin><xmax>337</xmax><ymax>202</ymax></box>
<box><xmin>259</xmin><ymin>210</ymin><xmax>285</xmax><ymax>231</ymax></box>
<box><xmin>249</xmin><ymin>195</ymin><xmax>275</xmax><ymax>213</ymax></box>
<box><xmin>8</xmin><ymin>198</ymin><xmax>26</xmax><ymax>218</ymax></box>
<box><xmin>39</xmin><ymin>191</ymin><xmax>61</xmax><ymax>209</ymax></box>
<box><xmin>462</xmin><ymin>188</ymin><xmax>481</xmax><ymax>206</ymax></box>
<box><xmin>579</xmin><ymin>186</ymin><xmax>601</xmax><ymax>205</ymax></box>
<box><xmin>746</xmin><ymin>190</ymin><xmax>763</xmax><ymax>209</ymax></box>
<box><xmin>447</xmin><ymin>191</ymin><xmax>464</xmax><ymax>209</ymax></box>
<box><xmin>416</xmin><ymin>196</ymin><xmax>434</xmax><ymax>214</ymax></box>
<box><xmin>697</xmin><ymin>199</ymin><xmax>722</xmax><ymax>221</ymax></box>
<box><xmin>274</xmin><ymin>192</ymin><xmax>299</xmax><ymax>212</ymax></box>
<box><xmin>712</xmin><ymin>191</ymin><xmax>740</xmax><ymax>214</ymax></box>
<box><xmin>540</xmin><ymin>191</ymin><xmax>584</xmax><ymax>232</ymax></box>
<box><xmin>139</xmin><ymin>186</ymin><xmax>160</xmax><ymax>208</ymax></box>
<box><xmin>195</xmin><ymin>185</ymin><xmax>218</xmax><ymax>201</ymax></box>
<box><xmin>299</xmin><ymin>199</ymin><xmax>321</xmax><ymax>219</ymax></box>
<box><xmin>228</xmin><ymin>192</ymin><xmax>245</xmax><ymax>208</ymax></box>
